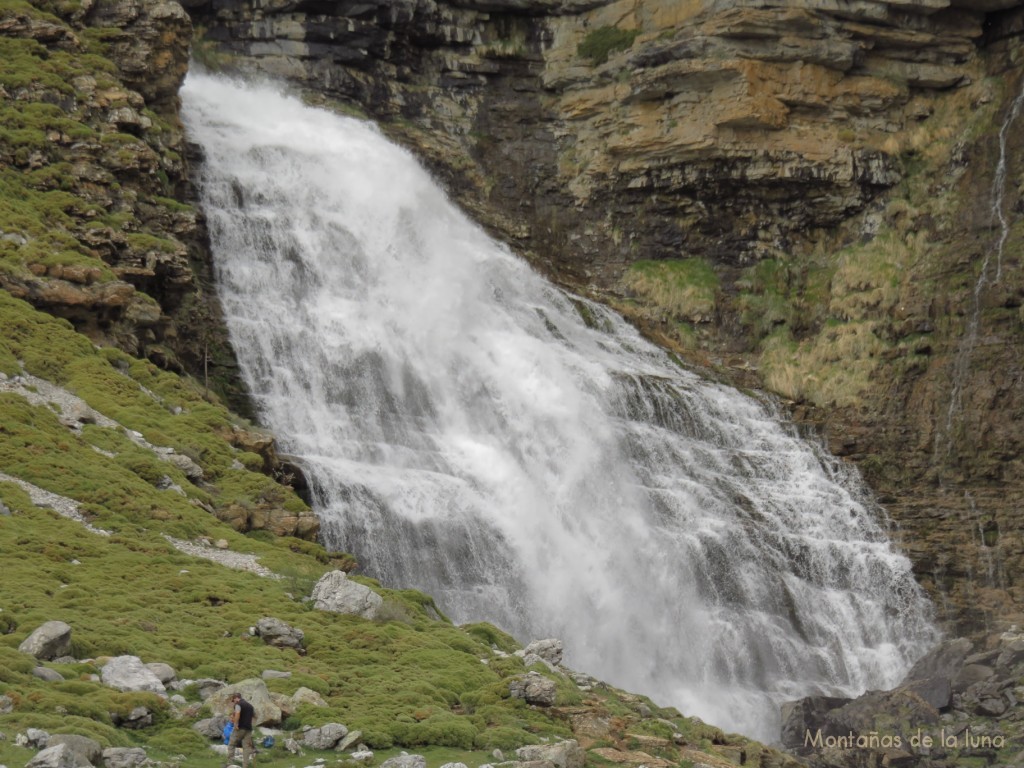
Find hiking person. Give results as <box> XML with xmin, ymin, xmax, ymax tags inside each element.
<box><xmin>226</xmin><ymin>692</ymin><xmax>255</xmax><ymax>768</ymax></box>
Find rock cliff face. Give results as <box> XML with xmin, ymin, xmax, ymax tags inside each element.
<box><xmin>185</xmin><ymin>0</ymin><xmax>1024</xmax><ymax>635</ymax></box>
<box><xmin>0</xmin><ymin>0</ymin><xmax>251</xmax><ymax>413</ymax></box>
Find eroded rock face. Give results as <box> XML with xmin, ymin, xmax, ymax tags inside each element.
<box><xmin>185</xmin><ymin>0</ymin><xmax>1001</xmax><ymax>273</ymax></box>
<box><xmin>0</xmin><ymin>0</ymin><xmax>251</xmax><ymax>416</ymax></box>
<box><xmin>184</xmin><ymin>0</ymin><xmax>1024</xmax><ymax>635</ymax></box>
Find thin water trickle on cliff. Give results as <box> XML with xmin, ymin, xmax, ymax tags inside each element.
<box><xmin>182</xmin><ymin>72</ymin><xmax>936</xmax><ymax>741</ymax></box>
<box><xmin>938</xmin><ymin>79</ymin><xmax>1024</xmax><ymax>462</ymax></box>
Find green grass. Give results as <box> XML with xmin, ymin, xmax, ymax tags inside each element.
<box><xmin>578</xmin><ymin>26</ymin><xmax>640</xmax><ymax>66</ymax></box>
<box><xmin>620</xmin><ymin>258</ymin><xmax>718</xmax><ymax>322</ymax></box>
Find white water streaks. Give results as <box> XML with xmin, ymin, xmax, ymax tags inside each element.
<box><xmin>182</xmin><ymin>71</ymin><xmax>937</xmax><ymax>741</ymax></box>
<box><xmin>938</xmin><ymin>77</ymin><xmax>1024</xmax><ymax>462</ymax></box>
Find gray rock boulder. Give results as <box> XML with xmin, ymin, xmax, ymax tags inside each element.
<box><xmin>509</xmin><ymin>672</ymin><xmax>557</xmax><ymax>707</ymax></box>
<box><xmin>48</xmin><ymin>735</ymin><xmax>101</xmax><ymax>767</ymax></box>
<box><xmin>311</xmin><ymin>571</ymin><xmax>382</xmax><ymax>619</ymax></box>
<box><xmin>517</xmin><ymin>740</ymin><xmax>584</xmax><ymax>768</ymax></box>
<box><xmin>18</xmin><ymin>621</ymin><xmax>72</xmax><ymax>661</ymax></box>
<box><xmin>523</xmin><ymin>639</ymin><xmax>563</xmax><ymax>667</ymax></box>
<box><xmin>192</xmin><ymin>716</ymin><xmax>231</xmax><ymax>740</ymax></box>
<box><xmin>208</xmin><ymin>679</ymin><xmax>282</xmax><ymax>727</ymax></box>
<box><xmin>111</xmin><ymin>706</ymin><xmax>153</xmax><ymax>730</ymax></box>
<box><xmin>145</xmin><ymin>662</ymin><xmax>176</xmax><ymax>684</ymax></box>
<box><xmin>290</xmin><ymin>687</ymin><xmax>327</xmax><ymax>708</ymax></box>
<box><xmin>302</xmin><ymin>723</ymin><xmax>349</xmax><ymax>749</ymax></box>
<box><xmin>337</xmin><ymin>730</ymin><xmax>363</xmax><ymax>751</ymax></box>
<box><xmin>20</xmin><ymin>729</ymin><xmax>50</xmax><ymax>748</ymax></box>
<box><xmin>24</xmin><ymin>744</ymin><xmax>83</xmax><ymax>768</ymax></box>
<box><xmin>255</xmin><ymin>617</ymin><xmax>305</xmax><ymax>651</ymax></box>
<box><xmin>32</xmin><ymin>667</ymin><xmax>65</xmax><ymax>683</ymax></box>
<box><xmin>380</xmin><ymin>754</ymin><xmax>426</xmax><ymax>768</ymax></box>
<box><xmin>100</xmin><ymin>656</ymin><xmax>166</xmax><ymax>694</ymax></box>
<box><xmin>101</xmin><ymin>747</ymin><xmax>149</xmax><ymax>768</ymax></box>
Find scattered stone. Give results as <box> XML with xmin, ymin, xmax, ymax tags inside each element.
<box><xmin>192</xmin><ymin>716</ymin><xmax>231</xmax><ymax>740</ymax></box>
<box><xmin>101</xmin><ymin>656</ymin><xmax>166</xmax><ymax>694</ymax></box>
<box><xmin>48</xmin><ymin>734</ymin><xmax>102</xmax><ymax>766</ymax></box>
<box><xmin>311</xmin><ymin>571</ymin><xmax>382</xmax><ymax>620</ymax></box>
<box><xmin>509</xmin><ymin>671</ymin><xmax>557</xmax><ymax>706</ymax></box>
<box><xmin>523</xmin><ymin>638</ymin><xmax>563</xmax><ymax>666</ymax></box>
<box><xmin>18</xmin><ymin>621</ymin><xmax>72</xmax><ymax>660</ymax></box>
<box><xmin>101</xmin><ymin>747</ymin><xmax>148</xmax><ymax>768</ymax></box>
<box><xmin>31</xmin><ymin>667</ymin><xmax>64</xmax><ymax>682</ymax></box>
<box><xmin>336</xmin><ymin>730</ymin><xmax>362</xmax><ymax>751</ymax></box>
<box><xmin>145</xmin><ymin>662</ymin><xmax>177</xmax><ymax>684</ymax></box>
<box><xmin>291</xmin><ymin>687</ymin><xmax>327</xmax><ymax>708</ymax></box>
<box><xmin>208</xmin><ymin>679</ymin><xmax>282</xmax><ymax>727</ymax></box>
<box><xmin>380</xmin><ymin>754</ymin><xmax>426</xmax><ymax>768</ymax></box>
<box><xmin>24</xmin><ymin>744</ymin><xmax>79</xmax><ymax>768</ymax></box>
<box><xmin>302</xmin><ymin>722</ymin><xmax>348</xmax><ymax>750</ymax></box>
<box><xmin>111</xmin><ymin>706</ymin><xmax>154</xmax><ymax>729</ymax></box>
<box><xmin>262</xmin><ymin>669</ymin><xmax>292</xmax><ymax>680</ymax></box>
<box><xmin>516</xmin><ymin>740</ymin><xmax>584</xmax><ymax>768</ymax></box>
<box><xmin>20</xmin><ymin>729</ymin><xmax>50</xmax><ymax>748</ymax></box>
<box><xmin>255</xmin><ymin>616</ymin><xmax>305</xmax><ymax>651</ymax></box>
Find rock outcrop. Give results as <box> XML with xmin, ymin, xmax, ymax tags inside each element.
<box><xmin>781</xmin><ymin>628</ymin><xmax>1024</xmax><ymax>767</ymax></box>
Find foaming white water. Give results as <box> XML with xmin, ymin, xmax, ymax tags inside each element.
<box><xmin>181</xmin><ymin>71</ymin><xmax>937</xmax><ymax>741</ymax></box>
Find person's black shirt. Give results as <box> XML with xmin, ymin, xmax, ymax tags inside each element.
<box><xmin>236</xmin><ymin>698</ymin><xmax>255</xmax><ymax>730</ymax></box>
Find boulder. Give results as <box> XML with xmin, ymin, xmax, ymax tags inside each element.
<box><xmin>380</xmin><ymin>754</ymin><xmax>426</xmax><ymax>768</ymax></box>
<box><xmin>261</xmin><ymin>670</ymin><xmax>291</xmax><ymax>680</ymax></box>
<box><xmin>24</xmin><ymin>744</ymin><xmax>82</xmax><ymax>768</ymax></box>
<box><xmin>193</xmin><ymin>716</ymin><xmax>231</xmax><ymax>740</ymax></box>
<box><xmin>47</xmin><ymin>735</ymin><xmax>101</xmax><ymax>767</ymax></box>
<box><xmin>20</xmin><ymin>729</ymin><xmax>50</xmax><ymax>748</ymax></box>
<box><xmin>311</xmin><ymin>571</ymin><xmax>382</xmax><ymax>619</ymax></box>
<box><xmin>337</xmin><ymin>730</ymin><xmax>363</xmax><ymax>751</ymax></box>
<box><xmin>523</xmin><ymin>639</ymin><xmax>563</xmax><ymax>666</ymax></box>
<box><xmin>290</xmin><ymin>687</ymin><xmax>327</xmax><ymax>708</ymax></box>
<box><xmin>509</xmin><ymin>672</ymin><xmax>557</xmax><ymax>707</ymax></box>
<box><xmin>779</xmin><ymin>694</ymin><xmax>851</xmax><ymax>749</ymax></box>
<box><xmin>517</xmin><ymin>740</ymin><xmax>584</xmax><ymax>768</ymax></box>
<box><xmin>18</xmin><ymin>621</ymin><xmax>72</xmax><ymax>661</ymax></box>
<box><xmin>100</xmin><ymin>656</ymin><xmax>166</xmax><ymax>694</ymax></box>
<box><xmin>208</xmin><ymin>679</ymin><xmax>282</xmax><ymax>727</ymax></box>
<box><xmin>111</xmin><ymin>706</ymin><xmax>154</xmax><ymax>730</ymax></box>
<box><xmin>145</xmin><ymin>662</ymin><xmax>177</xmax><ymax>684</ymax></box>
<box><xmin>254</xmin><ymin>617</ymin><xmax>305</xmax><ymax>651</ymax></box>
<box><xmin>302</xmin><ymin>723</ymin><xmax>348</xmax><ymax>749</ymax></box>
<box><xmin>100</xmin><ymin>747</ymin><xmax>148</xmax><ymax>768</ymax></box>
<box><xmin>32</xmin><ymin>667</ymin><xmax>65</xmax><ymax>683</ymax></box>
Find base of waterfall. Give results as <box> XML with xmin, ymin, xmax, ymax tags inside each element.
<box><xmin>780</xmin><ymin>629</ymin><xmax>1024</xmax><ymax>767</ymax></box>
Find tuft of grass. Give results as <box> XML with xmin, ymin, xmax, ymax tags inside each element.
<box><xmin>578</xmin><ymin>26</ymin><xmax>640</xmax><ymax>66</ymax></box>
<box><xmin>620</xmin><ymin>258</ymin><xmax>718</xmax><ymax>322</ymax></box>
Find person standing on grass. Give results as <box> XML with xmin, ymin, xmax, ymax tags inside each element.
<box><xmin>226</xmin><ymin>692</ymin><xmax>255</xmax><ymax>768</ymax></box>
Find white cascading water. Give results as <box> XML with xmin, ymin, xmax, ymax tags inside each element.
<box><xmin>181</xmin><ymin>72</ymin><xmax>937</xmax><ymax>741</ymax></box>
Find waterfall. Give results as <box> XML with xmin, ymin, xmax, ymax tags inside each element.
<box><xmin>181</xmin><ymin>71</ymin><xmax>936</xmax><ymax>741</ymax></box>
<box><xmin>938</xmin><ymin>78</ymin><xmax>1024</xmax><ymax>460</ymax></box>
